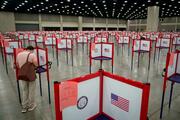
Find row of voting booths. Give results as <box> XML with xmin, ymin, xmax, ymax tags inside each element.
<box><xmin>0</xmin><ymin>34</ymin><xmax>52</xmax><ymax>104</ymax></box>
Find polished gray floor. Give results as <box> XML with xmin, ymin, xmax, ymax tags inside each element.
<box><xmin>0</xmin><ymin>36</ymin><xmax>180</xmax><ymax>120</ymax></box>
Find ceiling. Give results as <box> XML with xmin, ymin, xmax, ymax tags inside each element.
<box><xmin>0</xmin><ymin>0</ymin><xmax>180</xmax><ymax>20</ymax></box>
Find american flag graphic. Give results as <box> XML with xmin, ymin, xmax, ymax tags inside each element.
<box><xmin>111</xmin><ymin>93</ymin><xmax>129</xmax><ymax>112</ymax></box>
<box><xmin>40</xmin><ymin>56</ymin><xmax>45</xmax><ymax>62</ymax></box>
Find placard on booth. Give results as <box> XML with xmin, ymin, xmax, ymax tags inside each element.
<box><xmin>94</xmin><ymin>36</ymin><xmax>108</xmax><ymax>43</ymax></box>
<box><xmin>54</xmin><ymin>70</ymin><xmax>150</xmax><ymax>120</ymax></box>
<box><xmin>90</xmin><ymin>43</ymin><xmax>114</xmax><ymax>73</ymax></box>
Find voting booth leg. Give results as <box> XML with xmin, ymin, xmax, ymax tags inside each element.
<box><xmin>0</xmin><ymin>47</ymin><xmax>4</xmax><ymax>64</ymax></box>
<box><xmin>117</xmin><ymin>44</ymin><xmax>119</xmax><ymax>56</ymax></box>
<box><xmin>160</xmin><ymin>91</ymin><xmax>165</xmax><ymax>119</ymax></box>
<box><xmin>100</xmin><ymin>60</ymin><xmax>102</xmax><ymax>69</ymax></box>
<box><xmin>112</xmin><ymin>65</ymin><xmax>113</xmax><ymax>73</ymax></box>
<box><xmin>131</xmin><ymin>54</ymin><xmax>134</xmax><ymax>70</ymax></box>
<box><xmin>71</xmin><ymin>50</ymin><xmax>73</xmax><ymax>66</ymax></box>
<box><xmin>56</xmin><ymin>51</ymin><xmax>59</xmax><ymax>66</ymax></box>
<box><xmin>168</xmin><ymin>82</ymin><xmax>174</xmax><ymax>109</ymax></box>
<box><xmin>5</xmin><ymin>56</ymin><xmax>8</xmax><ymax>74</ymax></box>
<box><xmin>38</xmin><ymin>74</ymin><xmax>43</xmax><ymax>96</ymax></box>
<box><xmin>54</xmin><ymin>81</ymin><xmax>61</xmax><ymax>120</ymax></box>
<box><xmin>158</xmin><ymin>49</ymin><xmax>161</xmax><ymax>63</ymax></box>
<box><xmin>89</xmin><ymin>63</ymin><xmax>92</xmax><ymax>74</ymax></box>
<box><xmin>52</xmin><ymin>47</ymin><xmax>55</xmax><ymax>58</ymax></box>
<box><xmin>17</xmin><ymin>80</ymin><xmax>22</xmax><ymax>104</ymax></box>
<box><xmin>66</xmin><ymin>50</ymin><xmax>68</xmax><ymax>64</ymax></box>
<box><xmin>154</xmin><ymin>48</ymin><xmax>157</xmax><ymax>63</ymax></box>
<box><xmin>48</xmin><ymin>80</ymin><xmax>51</xmax><ymax>104</ymax></box>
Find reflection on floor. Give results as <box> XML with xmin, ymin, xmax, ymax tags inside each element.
<box><xmin>0</xmin><ymin>36</ymin><xmax>180</xmax><ymax>120</ymax></box>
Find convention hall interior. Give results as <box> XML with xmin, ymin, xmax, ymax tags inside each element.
<box><xmin>0</xmin><ymin>0</ymin><xmax>180</xmax><ymax>120</ymax></box>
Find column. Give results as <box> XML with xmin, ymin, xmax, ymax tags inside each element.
<box><xmin>38</xmin><ymin>14</ymin><xmax>42</xmax><ymax>31</ymax></box>
<box><xmin>60</xmin><ymin>15</ymin><xmax>63</xmax><ymax>31</ymax></box>
<box><xmin>78</xmin><ymin>16</ymin><xmax>83</xmax><ymax>31</ymax></box>
<box><xmin>147</xmin><ymin>6</ymin><xmax>159</xmax><ymax>32</ymax></box>
<box><xmin>93</xmin><ymin>17</ymin><xmax>95</xmax><ymax>31</ymax></box>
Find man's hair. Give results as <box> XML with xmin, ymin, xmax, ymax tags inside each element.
<box><xmin>26</xmin><ymin>46</ymin><xmax>34</xmax><ymax>50</ymax></box>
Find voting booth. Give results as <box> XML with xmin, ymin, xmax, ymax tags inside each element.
<box><xmin>56</xmin><ymin>38</ymin><xmax>73</xmax><ymax>66</ymax></box>
<box><xmin>116</xmin><ymin>36</ymin><xmax>130</xmax><ymax>55</ymax></box>
<box><xmin>3</xmin><ymin>40</ymin><xmax>22</xmax><ymax>74</ymax></box>
<box><xmin>13</xmin><ymin>47</ymin><xmax>52</xmax><ymax>104</ymax></box>
<box><xmin>89</xmin><ymin>43</ymin><xmax>114</xmax><ymax>73</ymax></box>
<box><xmin>94</xmin><ymin>36</ymin><xmax>108</xmax><ymax>43</ymax></box>
<box><xmin>132</xmin><ymin>39</ymin><xmax>152</xmax><ymax>70</ymax></box>
<box><xmin>76</xmin><ymin>35</ymin><xmax>89</xmax><ymax>54</ymax></box>
<box><xmin>154</xmin><ymin>38</ymin><xmax>171</xmax><ymax>62</ymax></box>
<box><xmin>160</xmin><ymin>50</ymin><xmax>180</xmax><ymax>118</ymax></box>
<box><xmin>172</xmin><ymin>36</ymin><xmax>180</xmax><ymax>50</ymax></box>
<box><xmin>54</xmin><ymin>70</ymin><xmax>150</xmax><ymax>120</ymax></box>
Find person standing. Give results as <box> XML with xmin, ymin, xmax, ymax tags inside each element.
<box><xmin>16</xmin><ymin>46</ymin><xmax>38</xmax><ymax>113</ymax></box>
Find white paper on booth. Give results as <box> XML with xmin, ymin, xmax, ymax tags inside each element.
<box><xmin>167</xmin><ymin>53</ymin><xmax>177</xmax><ymax>77</ymax></box>
<box><xmin>63</xmin><ymin>77</ymin><xmax>100</xmax><ymax>120</ymax></box>
<box><xmin>45</xmin><ymin>37</ymin><xmax>53</xmax><ymax>45</ymax></box>
<box><xmin>29</xmin><ymin>35</ymin><xmax>35</xmax><ymax>41</ymax></box>
<box><xmin>156</xmin><ymin>38</ymin><xmax>170</xmax><ymax>47</ymax></box>
<box><xmin>103</xmin><ymin>76</ymin><xmax>142</xmax><ymax>120</ymax></box>
<box><xmin>67</xmin><ymin>39</ymin><xmax>72</xmax><ymax>49</ymax></box>
<box><xmin>140</xmin><ymin>41</ymin><xmax>150</xmax><ymax>51</ymax></box>
<box><xmin>38</xmin><ymin>49</ymin><xmax>47</xmax><ymax>66</ymax></box>
<box><xmin>5</xmin><ymin>42</ymin><xmax>19</xmax><ymax>54</ymax></box>
<box><xmin>58</xmin><ymin>39</ymin><xmax>66</xmax><ymax>49</ymax></box>
<box><xmin>91</xmin><ymin>44</ymin><xmax>101</xmax><ymax>58</ymax></box>
<box><xmin>102</xmin><ymin>44</ymin><xmax>112</xmax><ymax>58</ymax></box>
<box><xmin>133</xmin><ymin>40</ymin><xmax>140</xmax><ymax>51</ymax></box>
<box><xmin>173</xmin><ymin>37</ymin><xmax>180</xmax><ymax>45</ymax></box>
<box><xmin>176</xmin><ymin>53</ymin><xmax>180</xmax><ymax>74</ymax></box>
<box><xmin>36</xmin><ymin>36</ymin><xmax>43</xmax><ymax>43</ymax></box>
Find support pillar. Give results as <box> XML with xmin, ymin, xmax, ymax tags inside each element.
<box><xmin>147</xmin><ymin>6</ymin><xmax>159</xmax><ymax>32</ymax></box>
<box><xmin>78</xmin><ymin>16</ymin><xmax>83</xmax><ymax>31</ymax></box>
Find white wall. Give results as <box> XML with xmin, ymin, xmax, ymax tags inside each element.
<box><xmin>0</xmin><ymin>12</ymin><xmax>15</xmax><ymax>33</ymax></box>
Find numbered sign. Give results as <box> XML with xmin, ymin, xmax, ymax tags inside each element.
<box><xmin>156</xmin><ymin>38</ymin><xmax>171</xmax><ymax>48</ymax></box>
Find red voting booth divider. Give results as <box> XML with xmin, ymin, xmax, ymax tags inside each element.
<box><xmin>160</xmin><ymin>50</ymin><xmax>180</xmax><ymax>118</ymax></box>
<box><xmin>131</xmin><ymin>39</ymin><xmax>152</xmax><ymax>71</ymax></box>
<box><xmin>13</xmin><ymin>47</ymin><xmax>52</xmax><ymax>104</ymax></box>
<box><xmin>89</xmin><ymin>42</ymin><xmax>114</xmax><ymax>73</ymax></box>
<box><xmin>54</xmin><ymin>70</ymin><xmax>150</xmax><ymax>120</ymax></box>
<box><xmin>56</xmin><ymin>38</ymin><xmax>73</xmax><ymax>66</ymax></box>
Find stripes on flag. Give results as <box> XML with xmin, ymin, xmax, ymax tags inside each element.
<box><xmin>111</xmin><ymin>93</ymin><xmax>129</xmax><ymax>112</ymax></box>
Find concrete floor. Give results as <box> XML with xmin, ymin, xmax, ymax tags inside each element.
<box><xmin>0</xmin><ymin>36</ymin><xmax>180</xmax><ymax>120</ymax></box>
